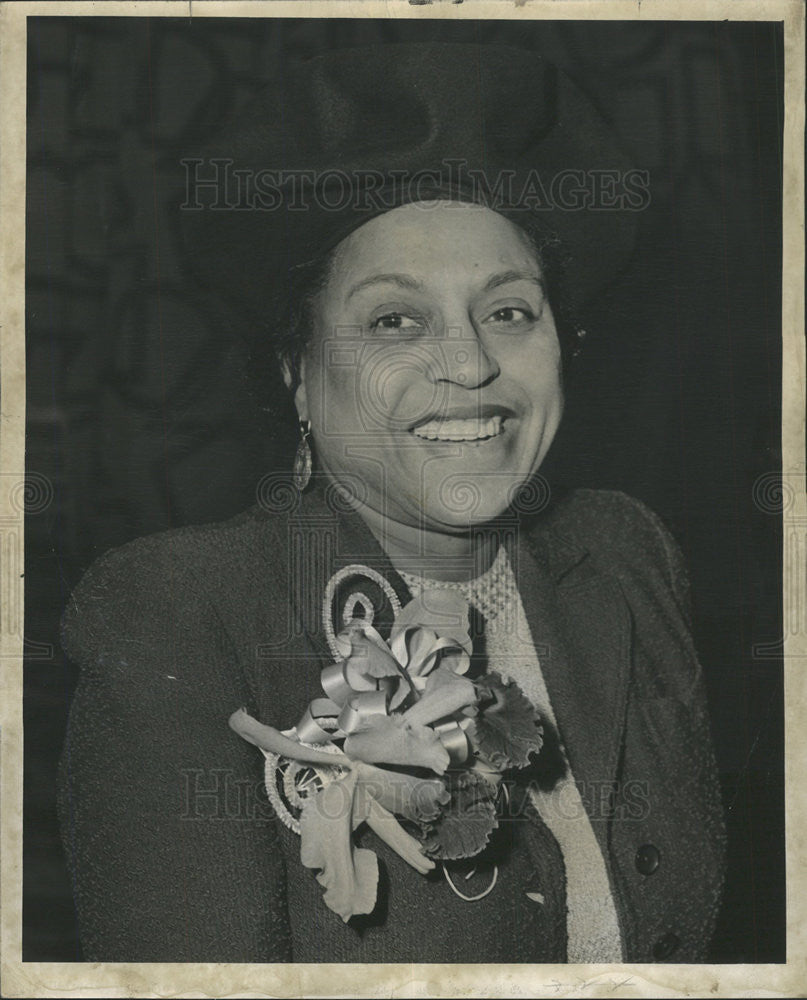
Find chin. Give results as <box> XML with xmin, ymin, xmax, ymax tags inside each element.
<box><xmin>417</xmin><ymin>457</ymin><xmax>540</xmax><ymax>525</ymax></box>
<box><xmin>419</xmin><ymin>486</ymin><xmax>522</xmax><ymax>530</ymax></box>
<box><xmin>435</xmin><ymin>509</ymin><xmax>511</xmax><ymax>532</ymax></box>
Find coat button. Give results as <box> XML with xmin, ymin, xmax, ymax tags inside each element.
<box><xmin>652</xmin><ymin>932</ymin><xmax>680</xmax><ymax>960</ymax></box>
<box><xmin>635</xmin><ymin>843</ymin><xmax>661</xmax><ymax>875</ymax></box>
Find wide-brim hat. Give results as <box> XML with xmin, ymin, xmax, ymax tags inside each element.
<box><xmin>178</xmin><ymin>42</ymin><xmax>641</xmax><ymax>328</ymax></box>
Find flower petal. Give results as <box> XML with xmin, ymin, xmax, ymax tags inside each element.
<box><xmin>344</xmin><ymin>714</ymin><xmax>450</xmax><ymax>774</ymax></box>
<box><xmin>469</xmin><ymin>672</ymin><xmax>544</xmax><ymax>769</ymax></box>
<box><xmin>364</xmin><ymin>795</ymin><xmax>435</xmax><ymax>875</ymax></box>
<box><xmin>299</xmin><ymin>771</ymin><xmax>378</xmax><ymax>922</ymax></box>
<box><xmin>438</xmin><ymin>649</ymin><xmax>471</xmax><ymax>676</ymax></box>
<box><xmin>391</xmin><ymin>591</ymin><xmax>472</xmax><ymax>653</ymax></box>
<box><xmin>354</xmin><ymin>761</ymin><xmax>450</xmax><ymax>824</ymax></box>
<box><xmin>418</xmin><ymin>770</ymin><xmax>499</xmax><ymax>861</ymax></box>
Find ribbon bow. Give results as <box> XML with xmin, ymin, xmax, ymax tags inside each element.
<box><xmin>294</xmin><ymin>590</ymin><xmax>475</xmax><ymax>767</ymax></box>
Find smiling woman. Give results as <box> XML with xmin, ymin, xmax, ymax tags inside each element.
<box><xmin>294</xmin><ymin>202</ymin><xmax>564</xmax><ymax>543</ymax></box>
<box><xmin>57</xmin><ymin>38</ymin><xmax>727</xmax><ymax>964</ymax></box>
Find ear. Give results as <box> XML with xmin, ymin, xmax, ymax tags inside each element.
<box><xmin>283</xmin><ymin>355</ymin><xmax>309</xmax><ymax>423</ymax></box>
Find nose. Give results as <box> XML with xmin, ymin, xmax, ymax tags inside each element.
<box><xmin>432</xmin><ymin>320</ymin><xmax>500</xmax><ymax>390</ymax></box>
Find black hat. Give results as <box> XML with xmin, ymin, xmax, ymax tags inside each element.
<box><xmin>179</xmin><ymin>42</ymin><xmax>641</xmax><ymax>325</ymax></box>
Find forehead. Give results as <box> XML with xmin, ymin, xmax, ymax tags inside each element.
<box><xmin>328</xmin><ymin>201</ymin><xmax>541</xmax><ymax>289</ymax></box>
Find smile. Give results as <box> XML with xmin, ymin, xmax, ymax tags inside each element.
<box><xmin>411</xmin><ymin>415</ymin><xmax>504</xmax><ymax>442</ymax></box>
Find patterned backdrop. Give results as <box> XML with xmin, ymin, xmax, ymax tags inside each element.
<box><xmin>24</xmin><ymin>16</ymin><xmax>784</xmax><ymax>960</ymax></box>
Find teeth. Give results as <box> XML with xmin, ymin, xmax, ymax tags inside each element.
<box><xmin>412</xmin><ymin>415</ymin><xmax>504</xmax><ymax>441</ymax></box>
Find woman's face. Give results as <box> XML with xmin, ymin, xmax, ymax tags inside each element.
<box><xmin>294</xmin><ymin>200</ymin><xmax>564</xmax><ymax>531</ymax></box>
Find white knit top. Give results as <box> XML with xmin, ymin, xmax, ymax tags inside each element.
<box><xmin>398</xmin><ymin>543</ymin><xmax>624</xmax><ymax>963</ymax></box>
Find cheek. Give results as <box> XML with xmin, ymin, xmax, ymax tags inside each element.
<box><xmin>511</xmin><ymin>348</ymin><xmax>563</xmax><ymax>412</ymax></box>
<box><xmin>355</xmin><ymin>343</ymin><xmax>436</xmax><ymax>418</ymax></box>
<box><xmin>305</xmin><ymin>360</ymin><xmax>357</xmax><ymax>430</ymax></box>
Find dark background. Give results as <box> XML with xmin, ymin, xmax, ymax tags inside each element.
<box><xmin>24</xmin><ymin>16</ymin><xmax>784</xmax><ymax>961</ymax></box>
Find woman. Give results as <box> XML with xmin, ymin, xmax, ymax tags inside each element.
<box><xmin>58</xmin><ymin>41</ymin><xmax>725</xmax><ymax>964</ymax></box>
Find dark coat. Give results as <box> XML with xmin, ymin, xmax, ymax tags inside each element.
<box><xmin>58</xmin><ymin>486</ymin><xmax>725</xmax><ymax>963</ymax></box>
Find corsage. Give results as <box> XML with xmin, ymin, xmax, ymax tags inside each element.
<box><xmin>230</xmin><ymin>585</ymin><xmax>543</xmax><ymax>922</ymax></box>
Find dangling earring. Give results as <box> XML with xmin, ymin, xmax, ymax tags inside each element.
<box><xmin>293</xmin><ymin>419</ymin><xmax>313</xmax><ymax>492</ymax></box>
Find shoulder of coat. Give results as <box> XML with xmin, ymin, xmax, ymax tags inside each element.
<box><xmin>532</xmin><ymin>487</ymin><xmax>674</xmax><ymax>567</ymax></box>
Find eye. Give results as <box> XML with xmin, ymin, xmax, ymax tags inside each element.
<box><xmin>369</xmin><ymin>312</ymin><xmax>426</xmax><ymax>332</ymax></box>
<box><xmin>486</xmin><ymin>306</ymin><xmax>535</xmax><ymax>325</ymax></box>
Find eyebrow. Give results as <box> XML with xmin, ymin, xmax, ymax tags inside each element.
<box><xmin>483</xmin><ymin>270</ymin><xmax>546</xmax><ymax>294</ymax></box>
<box><xmin>345</xmin><ymin>269</ymin><xmax>545</xmax><ymax>301</ymax></box>
<box><xmin>346</xmin><ymin>273</ymin><xmax>424</xmax><ymax>300</ymax></box>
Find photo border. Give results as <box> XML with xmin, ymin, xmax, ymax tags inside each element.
<box><xmin>1</xmin><ymin>1</ymin><xmax>804</xmax><ymax>996</ymax></box>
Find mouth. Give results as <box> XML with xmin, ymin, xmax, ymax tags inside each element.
<box><xmin>411</xmin><ymin>414</ymin><xmax>506</xmax><ymax>442</ymax></box>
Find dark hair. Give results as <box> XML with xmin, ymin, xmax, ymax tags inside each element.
<box><xmin>244</xmin><ymin>253</ymin><xmax>336</xmax><ymax>461</ymax></box>
<box><xmin>246</xmin><ymin>211</ymin><xmax>585</xmax><ymax>439</ymax></box>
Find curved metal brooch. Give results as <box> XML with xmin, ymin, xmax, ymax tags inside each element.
<box><xmin>262</xmin><ymin>731</ymin><xmax>347</xmax><ymax>835</ymax></box>
<box><xmin>321</xmin><ymin>563</ymin><xmax>402</xmax><ymax>659</ymax></box>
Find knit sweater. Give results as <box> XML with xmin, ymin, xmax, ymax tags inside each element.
<box><xmin>57</xmin><ymin>487</ymin><xmax>726</xmax><ymax>962</ymax></box>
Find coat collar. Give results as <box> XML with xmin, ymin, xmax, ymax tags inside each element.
<box><xmin>284</xmin><ymin>482</ymin><xmax>632</xmax><ymax>830</ymax></box>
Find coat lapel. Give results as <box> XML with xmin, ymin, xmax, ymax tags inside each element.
<box><xmin>250</xmin><ymin>483</ymin><xmax>411</xmax><ymax>726</ymax></box>
<box><xmin>286</xmin><ymin>483</ymin><xmax>412</xmax><ymax>668</ymax></box>
<box><xmin>515</xmin><ymin>515</ymin><xmax>632</xmax><ymax>847</ymax></box>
